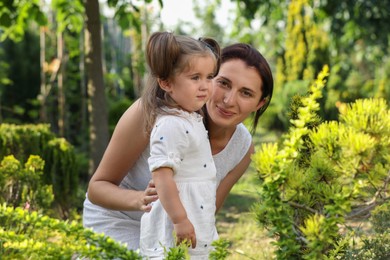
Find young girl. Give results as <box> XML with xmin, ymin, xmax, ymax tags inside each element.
<box><xmin>139</xmin><ymin>32</ymin><xmax>221</xmax><ymax>259</ymax></box>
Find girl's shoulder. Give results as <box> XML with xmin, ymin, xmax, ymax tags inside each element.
<box><xmin>156</xmin><ymin>108</ymin><xmax>203</xmax><ymax>127</ymax></box>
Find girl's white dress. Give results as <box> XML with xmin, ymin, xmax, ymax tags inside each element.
<box><xmin>140</xmin><ymin>108</ymin><xmax>217</xmax><ymax>259</ymax></box>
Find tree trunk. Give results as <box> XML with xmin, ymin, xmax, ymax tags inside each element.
<box><xmin>84</xmin><ymin>0</ymin><xmax>109</xmax><ymax>175</ymax></box>
<box><xmin>80</xmin><ymin>24</ymin><xmax>88</xmax><ymax>155</ymax></box>
<box><xmin>39</xmin><ymin>26</ymin><xmax>47</xmax><ymax>122</ymax></box>
<box><xmin>57</xmin><ymin>31</ymin><xmax>65</xmax><ymax>137</ymax></box>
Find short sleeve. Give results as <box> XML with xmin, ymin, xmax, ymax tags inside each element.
<box><xmin>213</xmin><ymin>123</ymin><xmax>252</xmax><ymax>184</ymax></box>
<box><xmin>148</xmin><ymin>116</ymin><xmax>191</xmax><ymax>174</ymax></box>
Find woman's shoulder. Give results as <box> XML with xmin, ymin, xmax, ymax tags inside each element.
<box><xmin>233</xmin><ymin>123</ymin><xmax>252</xmax><ymax>144</ymax></box>
<box><xmin>118</xmin><ymin>99</ymin><xmax>144</xmax><ymax>128</ymax></box>
<box><xmin>215</xmin><ymin>123</ymin><xmax>251</xmax><ymax>158</ymax></box>
<box><xmin>223</xmin><ymin>123</ymin><xmax>252</xmax><ymax>160</ymax></box>
<box><xmin>213</xmin><ymin>123</ymin><xmax>252</xmax><ymax>183</ymax></box>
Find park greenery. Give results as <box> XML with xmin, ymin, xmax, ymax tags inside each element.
<box><xmin>0</xmin><ymin>0</ymin><xmax>389</xmax><ymax>258</ymax></box>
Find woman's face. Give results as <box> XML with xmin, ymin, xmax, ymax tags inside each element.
<box><xmin>206</xmin><ymin>59</ymin><xmax>264</xmax><ymax>128</ymax></box>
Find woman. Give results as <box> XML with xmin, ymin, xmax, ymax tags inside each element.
<box><xmin>83</xmin><ymin>42</ymin><xmax>273</xmax><ymax>250</ymax></box>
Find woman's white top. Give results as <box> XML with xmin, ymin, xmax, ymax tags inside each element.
<box><xmin>140</xmin><ymin>108</ymin><xmax>216</xmax><ymax>258</ymax></box>
<box><xmin>82</xmin><ymin>118</ymin><xmax>252</xmax><ymax>251</ymax></box>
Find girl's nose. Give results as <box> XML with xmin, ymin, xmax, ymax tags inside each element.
<box><xmin>200</xmin><ymin>80</ymin><xmax>210</xmax><ymax>91</ymax></box>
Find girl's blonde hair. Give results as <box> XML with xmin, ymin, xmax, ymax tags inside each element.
<box><xmin>141</xmin><ymin>31</ymin><xmax>220</xmax><ymax>134</ymax></box>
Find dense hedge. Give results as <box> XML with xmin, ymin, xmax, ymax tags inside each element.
<box><xmin>0</xmin><ymin>204</ymin><xmax>142</xmax><ymax>259</ymax></box>
<box><xmin>0</xmin><ymin>124</ymin><xmax>80</xmax><ymax>218</ymax></box>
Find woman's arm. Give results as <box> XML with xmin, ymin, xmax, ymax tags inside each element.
<box><xmin>153</xmin><ymin>167</ymin><xmax>196</xmax><ymax>248</ymax></box>
<box><xmin>87</xmin><ymin>99</ymin><xmax>157</xmax><ymax>211</ymax></box>
<box><xmin>215</xmin><ymin>143</ymin><xmax>255</xmax><ymax>212</ymax></box>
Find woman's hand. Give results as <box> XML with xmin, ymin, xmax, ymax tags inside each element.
<box><xmin>139</xmin><ymin>180</ymin><xmax>158</xmax><ymax>212</ymax></box>
<box><xmin>173</xmin><ymin>218</ymin><xmax>196</xmax><ymax>248</ymax></box>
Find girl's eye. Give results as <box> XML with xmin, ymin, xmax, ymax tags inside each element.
<box><xmin>191</xmin><ymin>75</ymin><xmax>200</xmax><ymax>81</ymax></box>
<box><xmin>207</xmin><ymin>75</ymin><xmax>214</xmax><ymax>80</ymax></box>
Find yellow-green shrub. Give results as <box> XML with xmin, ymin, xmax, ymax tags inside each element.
<box><xmin>0</xmin><ymin>204</ymin><xmax>141</xmax><ymax>259</ymax></box>
<box><xmin>0</xmin><ymin>124</ymin><xmax>80</xmax><ymax>218</ymax></box>
<box><xmin>253</xmin><ymin>65</ymin><xmax>390</xmax><ymax>259</ymax></box>
<box><xmin>0</xmin><ymin>155</ymin><xmax>53</xmax><ymax>213</ymax></box>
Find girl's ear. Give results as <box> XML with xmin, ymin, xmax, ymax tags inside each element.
<box><xmin>157</xmin><ymin>78</ymin><xmax>172</xmax><ymax>93</ymax></box>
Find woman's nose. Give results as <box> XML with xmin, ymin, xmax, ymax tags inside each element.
<box><xmin>223</xmin><ymin>91</ymin><xmax>236</xmax><ymax>105</ymax></box>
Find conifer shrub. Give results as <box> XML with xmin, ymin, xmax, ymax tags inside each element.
<box><xmin>0</xmin><ymin>155</ymin><xmax>54</xmax><ymax>213</ymax></box>
<box><xmin>0</xmin><ymin>124</ymin><xmax>81</xmax><ymax>218</ymax></box>
<box><xmin>334</xmin><ymin>201</ymin><xmax>390</xmax><ymax>259</ymax></box>
<box><xmin>352</xmin><ymin>201</ymin><xmax>390</xmax><ymax>259</ymax></box>
<box><xmin>252</xmin><ymin>65</ymin><xmax>390</xmax><ymax>259</ymax></box>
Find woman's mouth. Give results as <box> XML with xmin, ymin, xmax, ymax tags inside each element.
<box><xmin>217</xmin><ymin>105</ymin><xmax>234</xmax><ymax>117</ymax></box>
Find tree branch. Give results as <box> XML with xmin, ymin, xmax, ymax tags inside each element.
<box><xmin>288</xmin><ymin>201</ymin><xmax>318</xmax><ymax>214</ymax></box>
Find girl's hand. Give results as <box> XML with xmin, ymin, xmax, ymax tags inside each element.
<box><xmin>139</xmin><ymin>180</ymin><xmax>158</xmax><ymax>212</ymax></box>
<box><xmin>173</xmin><ymin>218</ymin><xmax>196</xmax><ymax>248</ymax></box>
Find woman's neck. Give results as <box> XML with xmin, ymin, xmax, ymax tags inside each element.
<box><xmin>207</xmin><ymin>120</ymin><xmax>237</xmax><ymax>155</ymax></box>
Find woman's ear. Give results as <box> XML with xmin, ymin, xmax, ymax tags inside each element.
<box><xmin>256</xmin><ymin>98</ymin><xmax>267</xmax><ymax>111</ymax></box>
<box><xmin>157</xmin><ymin>78</ymin><xmax>172</xmax><ymax>93</ymax></box>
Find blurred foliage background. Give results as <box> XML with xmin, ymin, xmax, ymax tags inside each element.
<box><xmin>0</xmin><ymin>0</ymin><xmax>389</xmax><ymax>258</ymax></box>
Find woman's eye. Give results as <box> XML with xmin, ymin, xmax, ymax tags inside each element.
<box><xmin>217</xmin><ymin>80</ymin><xmax>229</xmax><ymax>88</ymax></box>
<box><xmin>242</xmin><ymin>90</ymin><xmax>253</xmax><ymax>97</ymax></box>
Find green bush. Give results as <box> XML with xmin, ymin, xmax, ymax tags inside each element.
<box><xmin>0</xmin><ymin>155</ymin><xmax>54</xmax><ymax>213</ymax></box>
<box><xmin>0</xmin><ymin>124</ymin><xmax>80</xmax><ymax>218</ymax></box>
<box><xmin>252</xmin><ymin>65</ymin><xmax>390</xmax><ymax>259</ymax></box>
<box><xmin>108</xmin><ymin>97</ymin><xmax>133</xmax><ymax>135</ymax></box>
<box><xmin>0</xmin><ymin>204</ymin><xmax>142</xmax><ymax>259</ymax></box>
<box><xmin>370</xmin><ymin>201</ymin><xmax>390</xmax><ymax>234</ymax></box>
<box><xmin>336</xmin><ymin>202</ymin><xmax>390</xmax><ymax>259</ymax></box>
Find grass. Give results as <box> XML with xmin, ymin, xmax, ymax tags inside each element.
<box><xmin>216</xmin><ymin>170</ymin><xmax>275</xmax><ymax>259</ymax></box>
<box><xmin>215</xmin><ymin>127</ymin><xmax>280</xmax><ymax>259</ymax></box>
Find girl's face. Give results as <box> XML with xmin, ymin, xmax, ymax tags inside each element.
<box><xmin>160</xmin><ymin>56</ymin><xmax>215</xmax><ymax>112</ymax></box>
<box><xmin>206</xmin><ymin>59</ymin><xmax>265</xmax><ymax>128</ymax></box>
